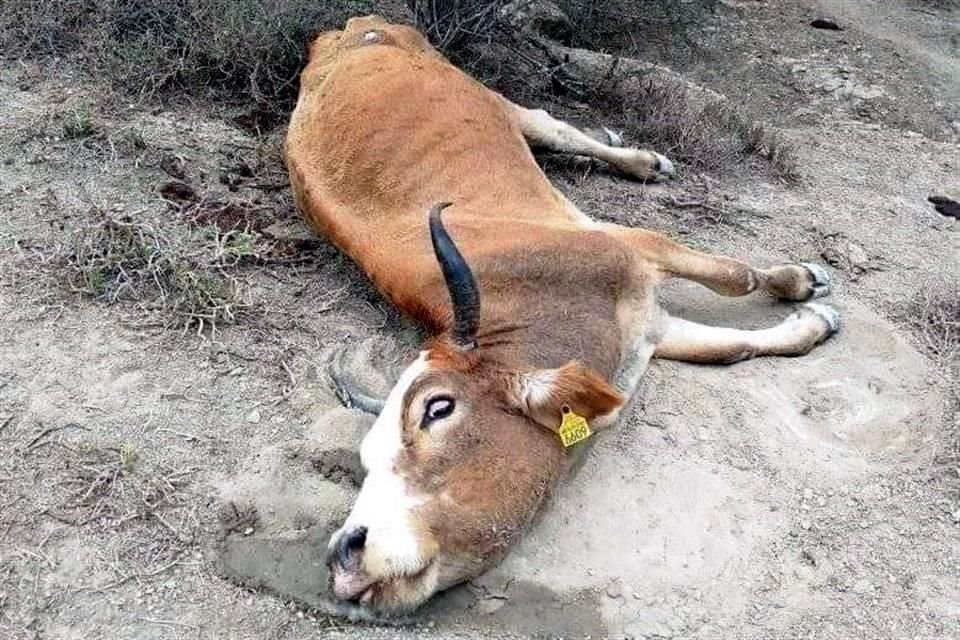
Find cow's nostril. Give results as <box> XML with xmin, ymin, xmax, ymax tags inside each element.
<box><xmin>346</xmin><ymin>526</ymin><xmax>367</xmax><ymax>551</ymax></box>
<box><xmin>334</xmin><ymin>525</ymin><xmax>368</xmax><ymax>568</ymax></box>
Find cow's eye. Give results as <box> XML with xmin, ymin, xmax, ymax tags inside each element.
<box><xmin>422</xmin><ymin>396</ymin><xmax>455</xmax><ymax>429</ymax></box>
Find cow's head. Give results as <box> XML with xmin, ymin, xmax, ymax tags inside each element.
<box><xmin>326</xmin><ymin>204</ymin><xmax>624</xmax><ymax>617</ymax></box>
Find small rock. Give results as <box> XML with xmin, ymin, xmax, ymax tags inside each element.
<box><xmin>800</xmin><ymin>518</ymin><xmax>812</xmax><ymax>531</ymax></box>
<box><xmin>953</xmin><ymin>510</ymin><xmax>960</xmax><ymax>523</ymax></box>
<box><xmin>803</xmin><ymin>488</ymin><xmax>814</xmax><ymax>500</ymax></box>
<box><xmin>246</xmin><ymin>408</ymin><xmax>262</xmax><ymax>424</ymax></box>
<box><xmin>888</xmin><ymin>575</ymin><xmax>897</xmax><ymax>584</ymax></box>
<box><xmin>605</xmin><ymin>580</ymin><xmax>624</xmax><ymax>599</ymax></box>
<box><xmin>242</xmin><ymin>527</ymin><xmax>254</xmax><ymax>536</ymax></box>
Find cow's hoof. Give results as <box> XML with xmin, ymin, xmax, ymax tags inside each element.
<box><xmin>803</xmin><ymin>302</ymin><xmax>842</xmax><ymax>339</ymax></box>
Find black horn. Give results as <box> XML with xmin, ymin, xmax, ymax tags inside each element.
<box><xmin>428</xmin><ymin>202</ymin><xmax>480</xmax><ymax>349</ymax></box>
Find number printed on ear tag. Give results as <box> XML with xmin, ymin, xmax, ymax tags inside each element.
<box><xmin>558</xmin><ymin>405</ymin><xmax>591</xmax><ymax>448</ymax></box>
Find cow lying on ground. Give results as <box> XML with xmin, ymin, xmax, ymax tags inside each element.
<box><xmin>284</xmin><ymin>15</ymin><xmax>839</xmax><ymax>620</ymax></box>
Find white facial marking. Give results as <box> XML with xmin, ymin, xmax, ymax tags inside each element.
<box><xmin>331</xmin><ymin>352</ymin><xmax>430</xmax><ymax>578</ymax></box>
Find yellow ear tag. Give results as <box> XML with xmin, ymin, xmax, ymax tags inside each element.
<box><xmin>558</xmin><ymin>405</ymin><xmax>591</xmax><ymax>448</ymax></box>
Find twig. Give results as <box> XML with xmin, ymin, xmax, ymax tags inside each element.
<box><xmin>154</xmin><ymin>428</ymin><xmax>208</xmax><ymax>442</ymax></box>
<box><xmin>137</xmin><ymin>618</ymin><xmax>198</xmax><ymax>630</ymax></box>
<box><xmin>85</xmin><ymin>557</ymin><xmax>184</xmax><ymax>593</ymax></box>
<box><xmin>26</xmin><ymin>423</ymin><xmax>89</xmax><ymax>451</ymax></box>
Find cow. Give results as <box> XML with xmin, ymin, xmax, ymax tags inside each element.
<box><xmin>284</xmin><ymin>15</ymin><xmax>839</xmax><ymax>620</ymax></box>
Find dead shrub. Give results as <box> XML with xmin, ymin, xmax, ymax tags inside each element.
<box><xmin>900</xmin><ymin>283</ymin><xmax>960</xmax><ymax>366</ymax></box>
<box><xmin>0</xmin><ymin>0</ymin><xmax>408</xmax><ymax>126</ymax></box>
<box><xmin>408</xmin><ymin>0</ymin><xmax>507</xmax><ymax>50</ymax></box>
<box><xmin>896</xmin><ymin>281</ymin><xmax>960</xmax><ymax>492</ymax></box>
<box><xmin>60</xmin><ymin>211</ymin><xmax>253</xmax><ymax>333</ymax></box>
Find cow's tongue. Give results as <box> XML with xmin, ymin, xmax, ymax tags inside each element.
<box><xmin>332</xmin><ymin>568</ymin><xmax>376</xmax><ymax>601</ymax></box>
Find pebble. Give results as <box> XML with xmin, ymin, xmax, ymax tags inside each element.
<box><xmin>246</xmin><ymin>408</ymin><xmax>262</xmax><ymax>424</ymax></box>
<box><xmin>800</xmin><ymin>518</ymin><xmax>812</xmax><ymax>531</ymax></box>
<box><xmin>605</xmin><ymin>580</ymin><xmax>623</xmax><ymax>599</ymax></box>
<box><xmin>803</xmin><ymin>488</ymin><xmax>814</xmax><ymax>500</ymax></box>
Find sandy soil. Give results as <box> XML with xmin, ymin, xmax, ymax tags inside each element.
<box><xmin>1</xmin><ymin>1</ymin><xmax>957</xmax><ymax>639</ymax></box>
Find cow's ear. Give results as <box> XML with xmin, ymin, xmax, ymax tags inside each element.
<box><xmin>502</xmin><ymin>362</ymin><xmax>625</xmax><ymax>434</ymax></box>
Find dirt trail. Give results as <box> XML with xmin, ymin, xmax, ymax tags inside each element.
<box><xmin>1</xmin><ymin>1</ymin><xmax>957</xmax><ymax>639</ymax></box>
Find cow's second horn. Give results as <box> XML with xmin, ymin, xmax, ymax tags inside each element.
<box><xmin>428</xmin><ymin>202</ymin><xmax>480</xmax><ymax>349</ymax></box>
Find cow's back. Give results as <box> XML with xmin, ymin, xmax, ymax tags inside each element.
<box><xmin>285</xmin><ymin>16</ymin><xmax>626</xmax><ymax>334</ymax></box>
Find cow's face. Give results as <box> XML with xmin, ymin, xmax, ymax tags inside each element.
<box><xmin>325</xmin><ymin>345</ymin><xmax>623</xmax><ymax>617</ymax></box>
<box><xmin>325</xmin><ymin>202</ymin><xmax>623</xmax><ymax>617</ymax></box>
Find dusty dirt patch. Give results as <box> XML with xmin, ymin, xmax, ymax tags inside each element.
<box><xmin>1</xmin><ymin>1</ymin><xmax>958</xmax><ymax>639</ymax></box>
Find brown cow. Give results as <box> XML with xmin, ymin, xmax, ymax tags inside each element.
<box><xmin>284</xmin><ymin>15</ymin><xmax>839</xmax><ymax>619</ymax></box>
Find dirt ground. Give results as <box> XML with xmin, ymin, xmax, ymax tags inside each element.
<box><xmin>1</xmin><ymin>1</ymin><xmax>958</xmax><ymax>639</ymax></box>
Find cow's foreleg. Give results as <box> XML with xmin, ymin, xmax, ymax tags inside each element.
<box><xmin>502</xmin><ymin>100</ymin><xmax>675</xmax><ymax>181</ymax></box>
<box><xmin>654</xmin><ymin>305</ymin><xmax>840</xmax><ymax>364</ymax></box>
<box><xmin>605</xmin><ymin>226</ymin><xmax>832</xmax><ymax>301</ymax></box>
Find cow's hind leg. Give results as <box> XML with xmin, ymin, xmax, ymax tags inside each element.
<box><xmin>654</xmin><ymin>304</ymin><xmax>841</xmax><ymax>364</ymax></box>
<box><xmin>502</xmin><ymin>100</ymin><xmax>675</xmax><ymax>181</ymax></box>
<box><xmin>606</xmin><ymin>225</ymin><xmax>832</xmax><ymax>301</ymax></box>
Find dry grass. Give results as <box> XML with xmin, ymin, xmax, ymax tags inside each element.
<box><xmin>581</xmin><ymin>72</ymin><xmax>801</xmax><ymax>180</ymax></box>
<box><xmin>37</xmin><ymin>437</ymin><xmax>200</xmax><ymax>590</ymax></box>
<box><xmin>1</xmin><ymin>0</ymin><xmax>798</xmax><ymax>179</ymax></box>
<box><xmin>0</xmin><ymin>0</ymin><xmax>407</xmax><ymax>128</ymax></box>
<box><xmin>896</xmin><ymin>282</ymin><xmax>960</xmax><ymax>495</ymax></box>
<box><xmin>902</xmin><ymin>286</ymin><xmax>960</xmax><ymax>366</ymax></box>
<box><xmin>551</xmin><ymin>0</ymin><xmax>721</xmax><ymax>68</ymax></box>
<box><xmin>59</xmin><ymin>211</ymin><xmax>253</xmax><ymax>334</ymax></box>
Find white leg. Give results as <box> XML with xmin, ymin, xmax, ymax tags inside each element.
<box><xmin>502</xmin><ymin>100</ymin><xmax>675</xmax><ymax>181</ymax></box>
<box><xmin>654</xmin><ymin>303</ymin><xmax>841</xmax><ymax>364</ymax></box>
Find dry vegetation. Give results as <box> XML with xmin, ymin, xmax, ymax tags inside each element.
<box><xmin>0</xmin><ymin>0</ymin><xmax>406</xmax><ymax>128</ymax></box>
<box><xmin>59</xmin><ymin>211</ymin><xmax>253</xmax><ymax>335</ymax></box>
<box><xmin>1</xmin><ymin>0</ymin><xmax>797</xmax><ymax>177</ymax></box>
<box><xmin>897</xmin><ymin>282</ymin><xmax>960</xmax><ymax>492</ymax></box>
